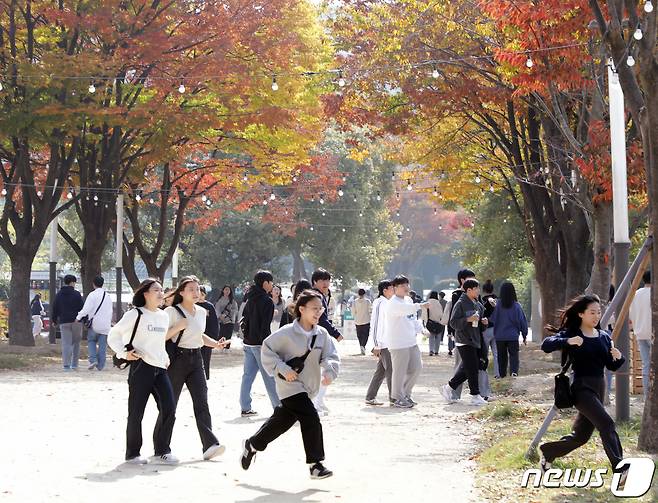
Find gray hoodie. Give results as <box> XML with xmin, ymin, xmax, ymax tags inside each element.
<box><xmin>260</xmin><ymin>319</ymin><xmax>340</xmax><ymax>400</ymax></box>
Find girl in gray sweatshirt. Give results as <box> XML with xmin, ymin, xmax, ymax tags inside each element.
<box><xmin>240</xmin><ymin>289</ymin><xmax>340</xmax><ymax>479</ymax></box>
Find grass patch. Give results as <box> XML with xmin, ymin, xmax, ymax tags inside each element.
<box><xmin>0</xmin><ymin>354</ymin><xmax>30</xmax><ymax>369</ymax></box>
<box><xmin>474</xmin><ymin>400</ymin><xmax>657</xmax><ymax>502</ymax></box>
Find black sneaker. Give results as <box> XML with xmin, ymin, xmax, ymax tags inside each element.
<box><xmin>240</xmin><ymin>439</ymin><xmax>257</xmax><ymax>470</ymax></box>
<box><xmin>241</xmin><ymin>410</ymin><xmax>258</xmax><ymax>417</ymax></box>
<box><xmin>309</xmin><ymin>462</ymin><xmax>333</xmax><ymax>479</ymax></box>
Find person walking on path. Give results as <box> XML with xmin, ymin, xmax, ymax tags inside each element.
<box><xmin>490</xmin><ymin>282</ymin><xmax>528</xmax><ymax>377</ymax></box>
<box><xmin>30</xmin><ymin>294</ymin><xmax>45</xmax><ymax>339</ymax></box>
<box><xmin>107</xmin><ymin>279</ymin><xmax>179</xmax><ymax>465</ymax></box>
<box><xmin>52</xmin><ymin>274</ymin><xmax>84</xmax><ymax>371</ymax></box>
<box><xmin>197</xmin><ymin>286</ymin><xmax>220</xmax><ymax>379</ymax></box>
<box><xmin>240</xmin><ymin>289</ymin><xmax>340</xmax><ymax>479</ymax></box>
<box><xmin>270</xmin><ymin>285</ymin><xmax>286</xmax><ymax>333</ymax></box>
<box><xmin>352</xmin><ymin>288</ymin><xmax>372</xmax><ymax>355</ymax></box>
<box><xmin>239</xmin><ymin>270</ymin><xmax>281</xmax><ymax>417</ymax></box>
<box><xmin>76</xmin><ymin>276</ymin><xmax>113</xmax><ymax>371</ymax></box>
<box><xmin>441</xmin><ymin>279</ymin><xmax>489</xmax><ymax>406</ymax></box>
<box><xmin>629</xmin><ymin>270</ymin><xmax>652</xmax><ymax>400</ymax></box>
<box><xmin>365</xmin><ymin>279</ymin><xmax>394</xmax><ymax>406</ymax></box>
<box><xmin>215</xmin><ymin>285</ymin><xmax>238</xmax><ymax>352</ymax></box>
<box><xmin>311</xmin><ymin>268</ymin><xmax>343</xmax><ymax>415</ymax></box>
<box><xmin>423</xmin><ymin>291</ymin><xmax>445</xmax><ymax>356</ymax></box>
<box><xmin>280</xmin><ymin>279</ymin><xmax>312</xmax><ymax>327</ymax></box>
<box><xmin>481</xmin><ymin>281</ymin><xmax>499</xmax><ymax>379</ymax></box>
<box><xmin>539</xmin><ymin>295</ymin><xmax>627</xmax><ymax>482</ymax></box>
<box><xmin>383</xmin><ymin>275</ymin><xmax>428</xmax><ymax>409</ymax></box>
<box><xmin>162</xmin><ymin>276</ymin><xmax>227</xmax><ymax>461</ymax></box>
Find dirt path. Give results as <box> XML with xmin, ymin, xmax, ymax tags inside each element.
<box><xmin>0</xmin><ymin>340</ymin><xmax>481</xmax><ymax>503</ymax></box>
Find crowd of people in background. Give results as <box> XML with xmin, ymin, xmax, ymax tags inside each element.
<box><xmin>32</xmin><ymin>261</ymin><xmax>652</xmax><ymax>485</ymax></box>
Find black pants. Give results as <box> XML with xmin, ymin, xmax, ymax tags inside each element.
<box><xmin>250</xmin><ymin>392</ymin><xmax>324</xmax><ymax>464</ymax></box>
<box><xmin>448</xmin><ymin>345</ymin><xmax>480</xmax><ymax>396</ymax></box>
<box><xmin>496</xmin><ymin>340</ymin><xmax>520</xmax><ymax>377</ymax></box>
<box><xmin>448</xmin><ymin>332</ymin><xmax>455</xmax><ymax>353</ymax></box>
<box><xmin>202</xmin><ymin>332</ymin><xmax>220</xmax><ymax>380</ymax></box>
<box><xmin>356</xmin><ymin>323</ymin><xmax>370</xmax><ymax>348</ymax></box>
<box><xmin>126</xmin><ymin>361</ymin><xmax>176</xmax><ymax>460</ymax></box>
<box><xmin>162</xmin><ymin>348</ymin><xmax>218</xmax><ymax>452</ymax></box>
<box><xmin>541</xmin><ymin>376</ymin><xmax>623</xmax><ymax>470</ymax></box>
<box><xmin>220</xmin><ymin>323</ymin><xmax>233</xmax><ymax>349</ymax></box>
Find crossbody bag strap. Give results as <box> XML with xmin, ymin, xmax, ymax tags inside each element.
<box><xmin>300</xmin><ymin>333</ymin><xmax>318</xmax><ymax>362</ymax></box>
<box><xmin>127</xmin><ymin>308</ymin><xmax>143</xmax><ymax>347</ymax></box>
<box><xmin>91</xmin><ymin>292</ymin><xmax>106</xmax><ymax>319</ymax></box>
<box><xmin>172</xmin><ymin>305</ymin><xmax>186</xmax><ymax>345</ymax></box>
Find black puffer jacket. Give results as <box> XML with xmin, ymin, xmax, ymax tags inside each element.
<box><xmin>241</xmin><ymin>285</ymin><xmax>275</xmax><ymax>345</ymax></box>
<box><xmin>52</xmin><ymin>285</ymin><xmax>83</xmax><ymax>324</ymax></box>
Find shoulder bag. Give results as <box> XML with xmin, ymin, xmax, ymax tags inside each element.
<box><xmin>165</xmin><ymin>305</ymin><xmax>186</xmax><ymax>365</ymax></box>
<box><xmin>81</xmin><ymin>292</ymin><xmax>106</xmax><ymax>329</ymax></box>
<box><xmin>112</xmin><ymin>308</ymin><xmax>143</xmax><ymax>370</ymax></box>
<box><xmin>277</xmin><ymin>333</ymin><xmax>318</xmax><ymax>380</ymax></box>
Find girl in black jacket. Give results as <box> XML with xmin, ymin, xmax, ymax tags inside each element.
<box><xmin>540</xmin><ymin>294</ymin><xmax>627</xmax><ymax>481</ymax></box>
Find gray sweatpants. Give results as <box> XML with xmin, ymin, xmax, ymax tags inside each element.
<box><xmin>60</xmin><ymin>322</ymin><xmax>82</xmax><ymax>369</ymax></box>
<box><xmin>390</xmin><ymin>345</ymin><xmax>422</xmax><ymax>401</ymax></box>
<box><xmin>365</xmin><ymin>348</ymin><xmax>393</xmax><ymax>401</ymax></box>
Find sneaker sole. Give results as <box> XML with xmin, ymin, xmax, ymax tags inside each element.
<box><xmin>204</xmin><ymin>444</ymin><xmax>226</xmax><ymax>460</ymax></box>
<box><xmin>241</xmin><ymin>440</ymin><xmax>255</xmax><ymax>470</ymax></box>
<box><xmin>311</xmin><ymin>472</ymin><xmax>333</xmax><ymax>479</ymax></box>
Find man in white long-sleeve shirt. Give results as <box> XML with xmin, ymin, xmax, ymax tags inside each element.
<box><xmin>364</xmin><ymin>280</ymin><xmax>394</xmax><ymax>405</ymax></box>
<box><xmin>76</xmin><ymin>275</ymin><xmax>113</xmax><ymax>370</ymax></box>
<box><xmin>629</xmin><ymin>270</ymin><xmax>652</xmax><ymax>400</ymax></box>
<box><xmin>383</xmin><ymin>275</ymin><xmax>429</xmax><ymax>409</ymax></box>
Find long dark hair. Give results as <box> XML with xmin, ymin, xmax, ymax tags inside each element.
<box><xmin>294</xmin><ymin>289</ymin><xmax>324</xmax><ymax>319</ymax></box>
<box><xmin>499</xmin><ymin>282</ymin><xmax>518</xmax><ymax>309</ymax></box>
<box><xmin>165</xmin><ymin>276</ymin><xmax>200</xmax><ymax>306</ymax></box>
<box><xmin>293</xmin><ymin>279</ymin><xmax>312</xmax><ymax>301</ymax></box>
<box><xmin>221</xmin><ymin>285</ymin><xmax>234</xmax><ymax>303</ymax></box>
<box><xmin>429</xmin><ymin>291</ymin><xmax>439</xmax><ymax>300</ymax></box>
<box><xmin>547</xmin><ymin>294</ymin><xmax>602</xmax><ymax>334</ymax></box>
<box><xmin>31</xmin><ymin>293</ymin><xmax>41</xmax><ymax>305</ymax></box>
<box><xmin>133</xmin><ymin>278</ymin><xmax>161</xmax><ymax>308</ymax></box>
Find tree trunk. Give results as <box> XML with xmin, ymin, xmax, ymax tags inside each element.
<box><xmin>291</xmin><ymin>243</ymin><xmax>308</xmax><ymax>282</ymax></box>
<box><xmin>586</xmin><ymin>201</ymin><xmax>613</xmax><ymax>300</ymax></box>
<box><xmin>7</xmin><ymin>251</ymin><xmax>38</xmax><ymax>346</ymax></box>
<box><xmin>533</xmin><ymin>236</ymin><xmax>566</xmax><ymax>332</ymax></box>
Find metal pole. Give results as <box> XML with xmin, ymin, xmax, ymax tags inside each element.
<box><xmin>608</xmin><ymin>61</ymin><xmax>630</xmax><ymax>422</ymax></box>
<box><xmin>115</xmin><ymin>194</ymin><xmax>123</xmax><ymax>321</ymax></box>
<box><xmin>48</xmin><ymin>217</ymin><xmax>58</xmax><ymax>344</ymax></box>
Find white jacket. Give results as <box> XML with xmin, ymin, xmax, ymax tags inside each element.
<box><xmin>629</xmin><ymin>287</ymin><xmax>652</xmax><ymax>340</ymax></box>
<box><xmin>369</xmin><ymin>296</ymin><xmax>388</xmax><ymax>348</ymax></box>
<box><xmin>76</xmin><ymin>287</ymin><xmax>113</xmax><ymax>335</ymax></box>
<box><xmin>382</xmin><ymin>296</ymin><xmax>423</xmax><ymax>350</ymax></box>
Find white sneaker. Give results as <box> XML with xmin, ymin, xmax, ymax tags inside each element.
<box><xmin>87</xmin><ymin>362</ymin><xmax>96</xmax><ymax>370</ymax></box>
<box><xmin>469</xmin><ymin>394</ymin><xmax>487</xmax><ymax>406</ymax></box>
<box><xmin>150</xmin><ymin>453</ymin><xmax>180</xmax><ymax>465</ymax></box>
<box><xmin>441</xmin><ymin>384</ymin><xmax>457</xmax><ymax>403</ymax></box>
<box><xmin>203</xmin><ymin>443</ymin><xmax>226</xmax><ymax>460</ymax></box>
<box><xmin>125</xmin><ymin>456</ymin><xmax>148</xmax><ymax>465</ymax></box>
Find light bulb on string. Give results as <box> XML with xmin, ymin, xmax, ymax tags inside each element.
<box><xmin>201</xmin><ymin>195</ymin><xmax>207</xmax><ymax>202</ymax></box>
<box><xmin>319</xmin><ymin>195</ymin><xmax>325</xmax><ymax>205</ymax></box>
<box><xmin>338</xmin><ymin>189</ymin><xmax>344</xmax><ymax>197</ymax></box>
<box><xmin>292</xmin><ymin>175</ymin><xmax>298</xmax><ymax>182</ymax></box>
<box><xmin>37</xmin><ymin>190</ymin><xmax>42</xmax><ymax>197</ymax></box>
<box><xmin>634</xmin><ymin>28</ymin><xmax>643</xmax><ymax>40</ymax></box>
<box><xmin>178</xmin><ymin>82</ymin><xmax>186</xmax><ymax>94</ymax></box>
<box><xmin>243</xmin><ymin>174</ymin><xmax>248</xmax><ymax>182</ymax></box>
<box><xmin>406</xmin><ymin>227</ymin><xmax>411</xmax><ymax>233</ymax></box>
<box><xmin>149</xmin><ymin>198</ymin><xmax>154</xmax><ymax>204</ymax></box>
<box><xmin>434</xmin><ymin>208</ymin><xmax>437</xmax><ymax>215</ymax></box>
<box><xmin>342</xmin><ymin>228</ymin><xmax>346</xmax><ymax>233</ymax></box>
<box><xmin>270</xmin><ymin>192</ymin><xmax>276</xmax><ymax>201</ymax></box>
<box><xmin>262</xmin><ymin>199</ymin><xmax>268</xmax><ymax>205</ymax></box>
<box><xmin>474</xmin><ymin>174</ymin><xmax>481</xmax><ymax>183</ymax></box>
<box><xmin>645</xmin><ymin>0</ymin><xmax>654</xmax><ymax>13</ymax></box>
<box><xmin>433</xmin><ymin>187</ymin><xmax>438</xmax><ymax>196</ymax></box>
<box><xmin>1</xmin><ymin>188</ymin><xmax>6</xmax><ymax>196</ymax></box>
<box><xmin>627</xmin><ymin>55</ymin><xmax>636</xmax><ymax>67</ymax></box>
<box><xmin>321</xmin><ymin>211</ymin><xmax>326</xmax><ymax>216</ymax></box>
<box><xmin>438</xmin><ymin>224</ymin><xmax>443</xmax><ymax>230</ymax></box>
<box><xmin>135</xmin><ymin>193</ymin><xmax>141</xmax><ymax>201</ymax></box>
<box><xmin>432</xmin><ymin>66</ymin><xmax>439</xmax><ymax>79</ymax></box>
<box><xmin>93</xmin><ymin>194</ymin><xmax>98</xmax><ymax>201</ymax></box>
<box><xmin>391</xmin><ymin>171</ymin><xmax>396</xmax><ymax>181</ymax></box>
<box><xmin>489</xmin><ymin>184</ymin><xmax>494</xmax><ymax>193</ymax></box>
<box><xmin>206</xmin><ymin>199</ymin><xmax>212</xmax><ymax>206</ymax></box>
<box><xmin>406</xmin><ymin>180</ymin><xmax>412</xmax><ymax>191</ymax></box>
<box><xmin>88</xmin><ymin>83</ymin><xmax>96</xmax><ymax>94</ymax></box>
<box><xmin>67</xmin><ymin>191</ymin><xmax>73</xmax><ymax>199</ymax></box>
<box><xmin>395</xmin><ymin>191</ymin><xmax>400</xmax><ymax>200</ymax></box>
<box><xmin>271</xmin><ymin>76</ymin><xmax>279</xmax><ymax>92</ymax></box>
<box><xmin>376</xmin><ymin>191</ymin><xmax>381</xmax><ymax>201</ymax></box>
<box><xmin>359</xmin><ymin>211</ymin><xmax>363</xmax><ymax>217</ymax></box>
<box><xmin>337</xmin><ymin>71</ymin><xmax>346</xmax><ymax>87</ymax></box>
<box><xmin>353</xmin><ymin>195</ymin><xmax>358</xmax><ymax>203</ymax></box>
<box><xmin>310</xmin><ymin>226</ymin><xmax>314</xmax><ymax>231</ymax></box>
<box><xmin>396</xmin><ymin>210</ymin><xmax>400</xmax><ymax>217</ymax></box>
<box><xmin>246</xmin><ymin>221</ymin><xmax>250</xmax><ymax>226</ymax></box>
<box><xmin>526</xmin><ymin>56</ymin><xmax>534</xmax><ymax>68</ymax></box>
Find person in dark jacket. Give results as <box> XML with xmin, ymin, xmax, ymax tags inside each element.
<box><xmin>490</xmin><ymin>282</ymin><xmax>528</xmax><ymax>377</ymax></box>
<box><xmin>311</xmin><ymin>268</ymin><xmax>343</xmax><ymax>415</ymax></box>
<box><xmin>198</xmin><ymin>286</ymin><xmax>220</xmax><ymax>380</ymax></box>
<box><xmin>441</xmin><ymin>279</ymin><xmax>489</xmax><ymax>406</ymax></box>
<box><xmin>539</xmin><ymin>294</ymin><xmax>627</xmax><ymax>484</ymax></box>
<box><xmin>239</xmin><ymin>270</ymin><xmax>281</xmax><ymax>417</ymax></box>
<box><xmin>52</xmin><ymin>274</ymin><xmax>84</xmax><ymax>370</ymax></box>
<box><xmin>481</xmin><ymin>281</ymin><xmax>499</xmax><ymax>379</ymax></box>
<box><xmin>30</xmin><ymin>293</ymin><xmax>45</xmax><ymax>339</ymax></box>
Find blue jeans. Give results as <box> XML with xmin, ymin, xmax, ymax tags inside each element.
<box><xmin>638</xmin><ymin>339</ymin><xmax>652</xmax><ymax>400</ymax></box>
<box><xmin>240</xmin><ymin>345</ymin><xmax>280</xmax><ymax>412</ymax></box>
<box><xmin>87</xmin><ymin>328</ymin><xmax>108</xmax><ymax>370</ymax></box>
